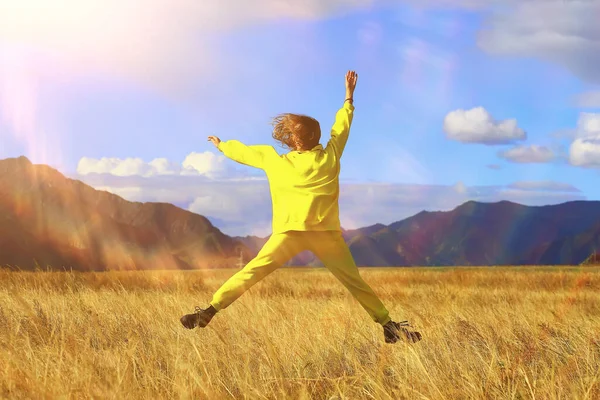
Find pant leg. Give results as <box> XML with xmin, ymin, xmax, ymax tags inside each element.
<box><xmin>210</xmin><ymin>231</ymin><xmax>305</xmax><ymax>311</ymax></box>
<box><xmin>308</xmin><ymin>230</ymin><xmax>391</xmax><ymax>326</ymax></box>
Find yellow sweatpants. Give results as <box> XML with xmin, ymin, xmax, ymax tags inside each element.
<box><xmin>209</xmin><ymin>230</ymin><xmax>392</xmax><ymax>326</ymax></box>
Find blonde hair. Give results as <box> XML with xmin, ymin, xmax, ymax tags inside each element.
<box><xmin>271</xmin><ymin>113</ymin><xmax>321</xmax><ymax>151</ymax></box>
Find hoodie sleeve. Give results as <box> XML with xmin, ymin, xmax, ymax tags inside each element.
<box><xmin>325</xmin><ymin>101</ymin><xmax>355</xmax><ymax>159</ymax></box>
<box><xmin>218</xmin><ymin>140</ymin><xmax>274</xmax><ymax>170</ymax></box>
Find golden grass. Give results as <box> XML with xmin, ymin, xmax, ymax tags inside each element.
<box><xmin>1</xmin><ymin>266</ymin><xmax>599</xmax><ymax>399</ymax></box>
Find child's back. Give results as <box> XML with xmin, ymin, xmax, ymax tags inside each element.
<box><xmin>216</xmin><ymin>100</ymin><xmax>355</xmax><ymax>234</ymax></box>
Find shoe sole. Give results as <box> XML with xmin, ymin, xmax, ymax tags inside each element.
<box><xmin>180</xmin><ymin>314</ymin><xmax>213</xmax><ymax>329</ymax></box>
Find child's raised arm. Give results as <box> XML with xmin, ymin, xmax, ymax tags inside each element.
<box><xmin>326</xmin><ymin>70</ymin><xmax>358</xmax><ymax>158</ymax></box>
<box><xmin>208</xmin><ymin>136</ymin><xmax>274</xmax><ymax>170</ymax></box>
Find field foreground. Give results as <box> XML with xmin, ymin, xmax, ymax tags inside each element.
<box><xmin>0</xmin><ymin>267</ymin><xmax>599</xmax><ymax>399</ymax></box>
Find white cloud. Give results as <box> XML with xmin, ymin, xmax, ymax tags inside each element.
<box><xmin>573</xmin><ymin>91</ymin><xmax>600</xmax><ymax>108</ymax></box>
<box><xmin>568</xmin><ymin>113</ymin><xmax>600</xmax><ymax>168</ymax></box>
<box><xmin>569</xmin><ymin>138</ymin><xmax>600</xmax><ymax>168</ymax></box>
<box><xmin>76</xmin><ymin>151</ymin><xmax>240</xmax><ymax>178</ymax></box>
<box><xmin>574</xmin><ymin>113</ymin><xmax>600</xmax><ymax>139</ymax></box>
<box><xmin>148</xmin><ymin>158</ymin><xmax>181</xmax><ymax>175</ymax></box>
<box><xmin>181</xmin><ymin>152</ymin><xmax>228</xmax><ymax>178</ymax></box>
<box><xmin>498</xmin><ymin>145</ymin><xmax>555</xmax><ymax>163</ymax></box>
<box><xmin>77</xmin><ymin>157</ymin><xmax>152</xmax><ymax>177</ymax></box>
<box><xmin>443</xmin><ymin>107</ymin><xmax>526</xmax><ymax>145</ymax></box>
<box><xmin>477</xmin><ymin>1</ymin><xmax>600</xmax><ymax>83</ymax></box>
<box><xmin>507</xmin><ymin>181</ymin><xmax>580</xmax><ymax>193</ymax></box>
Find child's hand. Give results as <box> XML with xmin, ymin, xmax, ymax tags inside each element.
<box><xmin>207</xmin><ymin>136</ymin><xmax>221</xmax><ymax>147</ymax></box>
<box><xmin>345</xmin><ymin>70</ymin><xmax>358</xmax><ymax>95</ymax></box>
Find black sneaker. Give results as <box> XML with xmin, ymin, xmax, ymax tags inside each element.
<box><xmin>383</xmin><ymin>320</ymin><xmax>422</xmax><ymax>344</ymax></box>
<box><xmin>180</xmin><ymin>306</ymin><xmax>217</xmax><ymax>329</ymax></box>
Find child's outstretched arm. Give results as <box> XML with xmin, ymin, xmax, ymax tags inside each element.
<box><xmin>326</xmin><ymin>70</ymin><xmax>358</xmax><ymax>158</ymax></box>
<box><xmin>208</xmin><ymin>136</ymin><xmax>273</xmax><ymax>170</ymax></box>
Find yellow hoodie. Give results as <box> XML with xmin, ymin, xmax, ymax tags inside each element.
<box><xmin>217</xmin><ymin>101</ymin><xmax>355</xmax><ymax>234</ymax></box>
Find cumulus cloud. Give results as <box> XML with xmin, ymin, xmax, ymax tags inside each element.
<box><xmin>148</xmin><ymin>158</ymin><xmax>182</xmax><ymax>176</ymax></box>
<box><xmin>181</xmin><ymin>152</ymin><xmax>229</xmax><ymax>178</ymax></box>
<box><xmin>568</xmin><ymin>113</ymin><xmax>600</xmax><ymax>168</ymax></box>
<box><xmin>76</xmin><ymin>151</ymin><xmax>242</xmax><ymax>179</ymax></box>
<box><xmin>477</xmin><ymin>1</ymin><xmax>600</xmax><ymax>84</ymax></box>
<box><xmin>77</xmin><ymin>157</ymin><xmax>154</xmax><ymax>177</ymax></box>
<box><xmin>574</xmin><ymin>113</ymin><xmax>600</xmax><ymax>139</ymax></box>
<box><xmin>498</xmin><ymin>145</ymin><xmax>555</xmax><ymax>163</ymax></box>
<box><xmin>443</xmin><ymin>107</ymin><xmax>526</xmax><ymax>145</ymax></box>
<box><xmin>507</xmin><ymin>181</ymin><xmax>580</xmax><ymax>193</ymax></box>
<box><xmin>75</xmin><ymin>172</ymin><xmax>586</xmax><ymax>237</ymax></box>
<box><xmin>569</xmin><ymin>138</ymin><xmax>600</xmax><ymax>168</ymax></box>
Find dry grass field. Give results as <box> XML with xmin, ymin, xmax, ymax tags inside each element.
<box><xmin>0</xmin><ymin>266</ymin><xmax>599</xmax><ymax>399</ymax></box>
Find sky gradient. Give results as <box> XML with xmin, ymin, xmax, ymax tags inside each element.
<box><xmin>2</xmin><ymin>0</ymin><xmax>600</xmax><ymax>237</ymax></box>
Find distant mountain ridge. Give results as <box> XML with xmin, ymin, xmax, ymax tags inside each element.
<box><xmin>0</xmin><ymin>156</ymin><xmax>253</xmax><ymax>270</ymax></box>
<box><xmin>235</xmin><ymin>201</ymin><xmax>600</xmax><ymax>267</ymax></box>
<box><xmin>1</xmin><ymin>156</ymin><xmax>599</xmax><ymax>270</ymax></box>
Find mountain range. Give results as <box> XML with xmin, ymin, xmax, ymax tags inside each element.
<box><xmin>0</xmin><ymin>156</ymin><xmax>251</xmax><ymax>270</ymax></box>
<box><xmin>1</xmin><ymin>156</ymin><xmax>599</xmax><ymax>270</ymax></box>
<box><xmin>237</xmin><ymin>199</ymin><xmax>600</xmax><ymax>267</ymax></box>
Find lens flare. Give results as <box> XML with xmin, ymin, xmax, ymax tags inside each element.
<box><xmin>0</xmin><ymin>54</ymin><xmax>39</xmax><ymax>156</ymax></box>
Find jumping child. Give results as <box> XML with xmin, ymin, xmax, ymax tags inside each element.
<box><xmin>180</xmin><ymin>71</ymin><xmax>422</xmax><ymax>344</ymax></box>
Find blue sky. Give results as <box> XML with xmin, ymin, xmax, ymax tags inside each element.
<box><xmin>2</xmin><ymin>1</ymin><xmax>600</xmax><ymax>236</ymax></box>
